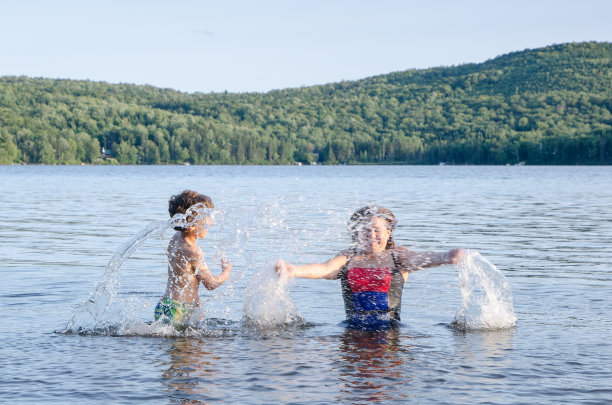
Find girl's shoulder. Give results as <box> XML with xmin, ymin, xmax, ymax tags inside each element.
<box><xmin>389</xmin><ymin>246</ymin><xmax>417</xmax><ymax>271</ymax></box>
<box><xmin>391</xmin><ymin>245</ymin><xmax>416</xmax><ymax>256</ymax></box>
<box><xmin>337</xmin><ymin>246</ymin><xmax>361</xmax><ymax>259</ymax></box>
<box><xmin>332</xmin><ymin>247</ymin><xmax>360</xmax><ymax>279</ymax></box>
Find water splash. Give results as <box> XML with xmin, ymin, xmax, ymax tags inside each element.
<box><xmin>452</xmin><ymin>251</ymin><xmax>517</xmax><ymax>330</ymax></box>
<box><xmin>168</xmin><ymin>204</ymin><xmax>215</xmax><ymax>231</ymax></box>
<box><xmin>67</xmin><ymin>220</ymin><xmax>169</xmax><ymax>332</ymax></box>
<box><xmin>66</xmin><ymin>206</ymin><xmax>223</xmax><ymax>334</ymax></box>
<box><xmin>64</xmin><ymin>201</ymin><xmax>302</xmax><ymax>336</ymax></box>
<box><xmin>243</xmin><ymin>261</ymin><xmax>304</xmax><ymax>327</ymax></box>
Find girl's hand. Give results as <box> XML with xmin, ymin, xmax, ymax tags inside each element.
<box><xmin>445</xmin><ymin>248</ymin><xmax>466</xmax><ymax>264</ymax></box>
<box><xmin>274</xmin><ymin>259</ymin><xmax>292</xmax><ymax>277</ymax></box>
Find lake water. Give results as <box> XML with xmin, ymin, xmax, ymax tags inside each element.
<box><xmin>1</xmin><ymin>165</ymin><xmax>611</xmax><ymax>404</ymax></box>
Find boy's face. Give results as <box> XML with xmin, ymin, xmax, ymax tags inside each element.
<box><xmin>192</xmin><ymin>215</ymin><xmax>213</xmax><ymax>238</ymax></box>
<box><xmin>185</xmin><ymin>203</ymin><xmax>214</xmax><ymax>238</ymax></box>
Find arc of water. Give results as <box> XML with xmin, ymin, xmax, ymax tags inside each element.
<box><xmin>67</xmin><ymin>220</ymin><xmax>169</xmax><ymax>331</ymax></box>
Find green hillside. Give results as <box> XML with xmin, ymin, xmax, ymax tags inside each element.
<box><xmin>1</xmin><ymin>41</ymin><xmax>611</xmax><ymax>165</ymax></box>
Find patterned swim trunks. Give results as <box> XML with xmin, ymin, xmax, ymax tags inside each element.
<box><xmin>154</xmin><ymin>296</ymin><xmax>196</xmax><ymax>325</ymax></box>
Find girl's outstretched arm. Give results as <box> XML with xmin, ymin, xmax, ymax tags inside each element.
<box><xmin>276</xmin><ymin>255</ymin><xmax>348</xmax><ymax>280</ymax></box>
<box><xmin>396</xmin><ymin>247</ymin><xmax>465</xmax><ymax>274</ymax></box>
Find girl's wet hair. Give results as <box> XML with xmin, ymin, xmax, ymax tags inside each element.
<box><xmin>348</xmin><ymin>206</ymin><xmax>397</xmax><ymax>249</ymax></box>
<box><xmin>169</xmin><ymin>190</ymin><xmax>214</xmax><ymax>230</ymax></box>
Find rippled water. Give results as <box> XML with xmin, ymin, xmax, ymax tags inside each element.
<box><xmin>1</xmin><ymin>165</ymin><xmax>611</xmax><ymax>404</ymax></box>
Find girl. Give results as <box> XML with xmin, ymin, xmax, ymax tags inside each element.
<box><xmin>276</xmin><ymin>206</ymin><xmax>463</xmax><ymax>329</ymax></box>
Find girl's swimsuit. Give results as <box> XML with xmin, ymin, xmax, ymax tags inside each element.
<box><xmin>336</xmin><ymin>250</ymin><xmax>408</xmax><ymax>330</ymax></box>
<box><xmin>154</xmin><ymin>296</ymin><xmax>197</xmax><ymax>325</ymax></box>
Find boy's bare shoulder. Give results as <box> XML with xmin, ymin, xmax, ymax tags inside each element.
<box><xmin>168</xmin><ymin>236</ymin><xmax>203</xmax><ymax>261</ymax></box>
<box><xmin>178</xmin><ymin>243</ymin><xmax>203</xmax><ymax>260</ymax></box>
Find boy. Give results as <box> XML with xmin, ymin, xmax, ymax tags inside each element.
<box><xmin>154</xmin><ymin>190</ymin><xmax>232</xmax><ymax>326</ymax></box>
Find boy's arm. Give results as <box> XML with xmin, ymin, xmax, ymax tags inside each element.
<box><xmin>195</xmin><ymin>258</ymin><xmax>232</xmax><ymax>290</ymax></box>
<box><xmin>276</xmin><ymin>254</ymin><xmax>348</xmax><ymax>279</ymax></box>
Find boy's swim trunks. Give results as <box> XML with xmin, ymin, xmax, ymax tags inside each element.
<box><xmin>154</xmin><ymin>296</ymin><xmax>196</xmax><ymax>325</ymax></box>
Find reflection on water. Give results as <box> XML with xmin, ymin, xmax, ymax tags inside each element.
<box><xmin>452</xmin><ymin>328</ymin><xmax>516</xmax><ymax>366</ymax></box>
<box><xmin>162</xmin><ymin>338</ymin><xmax>221</xmax><ymax>403</ymax></box>
<box><xmin>335</xmin><ymin>328</ymin><xmax>411</xmax><ymax>404</ymax></box>
<box><xmin>446</xmin><ymin>328</ymin><xmax>519</xmax><ymax>403</ymax></box>
<box><xmin>158</xmin><ymin>327</ymin><xmax>417</xmax><ymax>404</ymax></box>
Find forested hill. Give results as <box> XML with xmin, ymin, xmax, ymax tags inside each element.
<box><xmin>1</xmin><ymin>41</ymin><xmax>611</xmax><ymax>165</ymax></box>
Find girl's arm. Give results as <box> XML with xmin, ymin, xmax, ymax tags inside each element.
<box><xmin>276</xmin><ymin>254</ymin><xmax>348</xmax><ymax>280</ymax></box>
<box><xmin>397</xmin><ymin>247</ymin><xmax>464</xmax><ymax>274</ymax></box>
<box><xmin>195</xmin><ymin>258</ymin><xmax>232</xmax><ymax>290</ymax></box>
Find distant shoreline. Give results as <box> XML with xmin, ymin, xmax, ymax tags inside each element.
<box><xmin>4</xmin><ymin>162</ymin><xmax>611</xmax><ymax>167</ymax></box>
<box><xmin>1</xmin><ymin>42</ymin><xmax>610</xmax><ymax>166</ymax></box>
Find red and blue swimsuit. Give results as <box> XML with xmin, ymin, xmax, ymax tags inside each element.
<box><xmin>337</xmin><ymin>251</ymin><xmax>407</xmax><ymax>329</ymax></box>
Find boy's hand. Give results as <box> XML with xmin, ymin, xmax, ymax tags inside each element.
<box><xmin>221</xmin><ymin>258</ymin><xmax>232</xmax><ymax>274</ymax></box>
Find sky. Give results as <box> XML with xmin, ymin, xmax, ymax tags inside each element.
<box><xmin>1</xmin><ymin>0</ymin><xmax>610</xmax><ymax>94</ymax></box>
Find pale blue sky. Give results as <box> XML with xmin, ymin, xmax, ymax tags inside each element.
<box><xmin>1</xmin><ymin>0</ymin><xmax>610</xmax><ymax>93</ymax></box>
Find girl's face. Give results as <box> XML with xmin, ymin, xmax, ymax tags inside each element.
<box><xmin>357</xmin><ymin>216</ymin><xmax>391</xmax><ymax>254</ymax></box>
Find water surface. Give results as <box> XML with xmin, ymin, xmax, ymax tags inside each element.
<box><xmin>1</xmin><ymin>165</ymin><xmax>611</xmax><ymax>404</ymax></box>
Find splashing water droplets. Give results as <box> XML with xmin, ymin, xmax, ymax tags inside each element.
<box><xmin>67</xmin><ymin>220</ymin><xmax>169</xmax><ymax>332</ymax></box>
<box><xmin>65</xmin><ymin>202</ymin><xmax>514</xmax><ymax>336</ymax></box>
<box><xmin>452</xmin><ymin>251</ymin><xmax>517</xmax><ymax>330</ymax></box>
<box><xmin>65</xmin><ymin>203</ymin><xmax>305</xmax><ymax>336</ymax></box>
<box><xmin>66</xmin><ymin>205</ymin><xmax>220</xmax><ymax>334</ymax></box>
<box><xmin>243</xmin><ymin>261</ymin><xmax>304</xmax><ymax>328</ymax></box>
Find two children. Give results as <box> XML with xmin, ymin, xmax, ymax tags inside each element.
<box><xmin>154</xmin><ymin>190</ymin><xmax>232</xmax><ymax>326</ymax></box>
<box><xmin>154</xmin><ymin>193</ymin><xmax>463</xmax><ymax>330</ymax></box>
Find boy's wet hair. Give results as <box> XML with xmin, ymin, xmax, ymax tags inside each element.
<box><xmin>168</xmin><ymin>190</ymin><xmax>214</xmax><ymax>224</ymax></box>
<box><xmin>348</xmin><ymin>206</ymin><xmax>397</xmax><ymax>249</ymax></box>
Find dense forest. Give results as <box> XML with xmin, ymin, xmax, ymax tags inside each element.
<box><xmin>1</xmin><ymin>41</ymin><xmax>611</xmax><ymax>165</ymax></box>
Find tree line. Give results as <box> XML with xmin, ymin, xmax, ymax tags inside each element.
<box><xmin>0</xmin><ymin>41</ymin><xmax>610</xmax><ymax>165</ymax></box>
